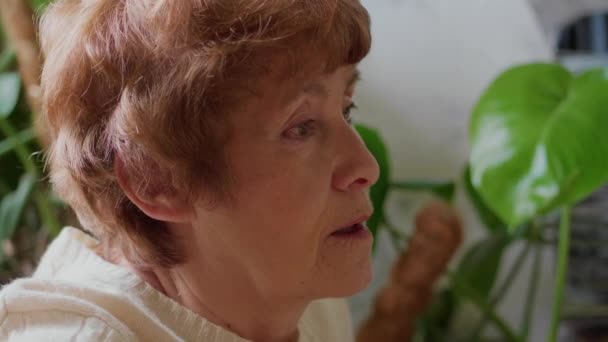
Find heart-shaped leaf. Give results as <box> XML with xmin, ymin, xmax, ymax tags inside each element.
<box><xmin>355</xmin><ymin>124</ymin><xmax>390</xmax><ymax>240</ymax></box>
<box><xmin>463</xmin><ymin>165</ymin><xmax>506</xmax><ymax>233</ymax></box>
<box><xmin>0</xmin><ymin>72</ymin><xmax>21</xmax><ymax>119</ymax></box>
<box><xmin>469</xmin><ymin>63</ymin><xmax>608</xmax><ymax>228</ymax></box>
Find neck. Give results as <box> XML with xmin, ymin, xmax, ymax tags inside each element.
<box><xmin>127</xmin><ymin>241</ymin><xmax>307</xmax><ymax>342</ymax></box>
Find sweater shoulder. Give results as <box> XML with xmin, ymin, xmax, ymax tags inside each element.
<box><xmin>299</xmin><ymin>298</ymin><xmax>354</xmax><ymax>342</ymax></box>
<box><xmin>0</xmin><ymin>279</ymin><xmax>136</xmax><ymax>341</ymax></box>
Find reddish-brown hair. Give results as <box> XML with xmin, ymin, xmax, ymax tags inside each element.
<box><xmin>39</xmin><ymin>0</ymin><xmax>371</xmax><ymax>268</ymax></box>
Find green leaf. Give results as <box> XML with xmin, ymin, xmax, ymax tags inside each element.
<box><xmin>0</xmin><ymin>72</ymin><xmax>21</xmax><ymax>119</ymax></box>
<box><xmin>455</xmin><ymin>233</ymin><xmax>510</xmax><ymax>300</ymax></box>
<box><xmin>30</xmin><ymin>0</ymin><xmax>52</xmax><ymax>11</ymax></box>
<box><xmin>0</xmin><ymin>179</ymin><xmax>10</xmax><ymax>196</ymax></box>
<box><xmin>0</xmin><ymin>127</ymin><xmax>36</xmax><ymax>157</ymax></box>
<box><xmin>469</xmin><ymin>63</ymin><xmax>608</xmax><ymax>228</ymax></box>
<box><xmin>463</xmin><ymin>165</ymin><xmax>506</xmax><ymax>233</ymax></box>
<box><xmin>0</xmin><ymin>173</ymin><xmax>37</xmax><ymax>243</ymax></box>
<box><xmin>391</xmin><ymin>180</ymin><xmax>456</xmax><ymax>202</ymax></box>
<box><xmin>424</xmin><ymin>288</ymin><xmax>457</xmax><ymax>338</ymax></box>
<box><xmin>0</xmin><ymin>49</ymin><xmax>16</xmax><ymax>72</ymax></box>
<box><xmin>355</xmin><ymin>124</ymin><xmax>390</xmax><ymax>239</ymax></box>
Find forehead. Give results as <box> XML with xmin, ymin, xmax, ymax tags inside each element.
<box><xmin>227</xmin><ymin>65</ymin><xmax>359</xmax><ymax>131</ymax></box>
<box><xmin>271</xmin><ymin>65</ymin><xmax>360</xmax><ymax>106</ymax></box>
<box><xmin>233</xmin><ymin>63</ymin><xmax>360</xmax><ymax>109</ymax></box>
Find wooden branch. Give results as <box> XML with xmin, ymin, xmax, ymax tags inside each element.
<box><xmin>0</xmin><ymin>0</ymin><xmax>49</xmax><ymax>146</ymax></box>
<box><xmin>357</xmin><ymin>201</ymin><xmax>463</xmax><ymax>342</ymax></box>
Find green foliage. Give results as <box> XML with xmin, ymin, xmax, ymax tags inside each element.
<box><xmin>391</xmin><ymin>180</ymin><xmax>456</xmax><ymax>202</ymax></box>
<box><xmin>0</xmin><ymin>9</ymin><xmax>62</xmax><ymax>280</ymax></box>
<box><xmin>455</xmin><ymin>233</ymin><xmax>510</xmax><ymax>300</ymax></box>
<box><xmin>357</xmin><ymin>61</ymin><xmax>608</xmax><ymax>342</ymax></box>
<box><xmin>464</xmin><ymin>166</ymin><xmax>506</xmax><ymax>233</ymax></box>
<box><xmin>415</xmin><ymin>289</ymin><xmax>457</xmax><ymax>342</ymax></box>
<box><xmin>0</xmin><ymin>128</ymin><xmax>35</xmax><ymax>157</ymax></box>
<box><xmin>355</xmin><ymin>123</ymin><xmax>458</xmax><ymax>247</ymax></box>
<box><xmin>29</xmin><ymin>0</ymin><xmax>52</xmax><ymax>11</ymax></box>
<box><xmin>0</xmin><ymin>50</ymin><xmax>15</xmax><ymax>72</ymax></box>
<box><xmin>355</xmin><ymin>124</ymin><xmax>390</xmax><ymax>239</ymax></box>
<box><xmin>470</xmin><ymin>63</ymin><xmax>608</xmax><ymax>228</ymax></box>
<box><xmin>0</xmin><ymin>72</ymin><xmax>21</xmax><ymax>118</ymax></box>
<box><xmin>468</xmin><ymin>62</ymin><xmax>608</xmax><ymax>342</ymax></box>
<box><xmin>0</xmin><ymin>173</ymin><xmax>36</xmax><ymax>255</ymax></box>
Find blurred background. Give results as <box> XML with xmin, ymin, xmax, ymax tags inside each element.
<box><xmin>349</xmin><ymin>1</ymin><xmax>608</xmax><ymax>341</ymax></box>
<box><xmin>2</xmin><ymin>0</ymin><xmax>608</xmax><ymax>341</ymax></box>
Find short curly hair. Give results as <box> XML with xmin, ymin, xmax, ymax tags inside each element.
<box><xmin>39</xmin><ymin>0</ymin><xmax>371</xmax><ymax>268</ymax></box>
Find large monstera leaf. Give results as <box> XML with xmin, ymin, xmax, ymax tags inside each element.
<box><xmin>469</xmin><ymin>63</ymin><xmax>608</xmax><ymax>229</ymax></box>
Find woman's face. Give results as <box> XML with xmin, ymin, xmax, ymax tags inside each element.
<box><xmin>192</xmin><ymin>64</ymin><xmax>379</xmax><ymax>300</ymax></box>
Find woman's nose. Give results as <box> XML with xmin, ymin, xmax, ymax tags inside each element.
<box><xmin>332</xmin><ymin>126</ymin><xmax>380</xmax><ymax>192</ymax></box>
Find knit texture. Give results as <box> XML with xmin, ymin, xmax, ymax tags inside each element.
<box><xmin>0</xmin><ymin>227</ymin><xmax>354</xmax><ymax>341</ymax></box>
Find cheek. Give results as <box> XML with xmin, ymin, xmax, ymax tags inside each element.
<box><xmin>231</xmin><ymin>168</ymin><xmax>334</xmax><ymax>266</ymax></box>
<box><xmin>234</xmin><ymin>155</ymin><xmax>333</xmax><ymax>227</ymax></box>
<box><xmin>243</xmin><ymin>174</ymin><xmax>330</xmax><ymax>235</ymax></box>
<box><xmin>226</xmin><ymin>137</ymin><xmax>337</xmax><ymax>256</ymax></box>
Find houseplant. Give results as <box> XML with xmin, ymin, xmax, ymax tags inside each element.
<box><xmin>357</xmin><ymin>62</ymin><xmax>608</xmax><ymax>342</ymax></box>
<box><xmin>0</xmin><ymin>0</ymin><xmax>62</xmax><ymax>283</ymax></box>
<box><xmin>468</xmin><ymin>62</ymin><xmax>608</xmax><ymax>341</ymax></box>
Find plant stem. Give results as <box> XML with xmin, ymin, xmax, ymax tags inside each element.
<box><xmin>390</xmin><ymin>180</ymin><xmax>453</xmax><ymax>191</ymax></box>
<box><xmin>547</xmin><ymin>207</ymin><xmax>571</xmax><ymax>342</ymax></box>
<box><xmin>492</xmin><ymin>242</ymin><xmax>531</xmax><ymax>303</ymax></box>
<box><xmin>0</xmin><ymin>127</ymin><xmax>35</xmax><ymax>157</ymax></box>
<box><xmin>447</xmin><ymin>271</ymin><xmax>520</xmax><ymax>342</ymax></box>
<box><xmin>469</xmin><ymin>241</ymin><xmax>531</xmax><ymax>340</ymax></box>
<box><xmin>0</xmin><ymin>119</ymin><xmax>60</xmax><ymax>235</ymax></box>
<box><xmin>390</xmin><ymin>180</ymin><xmax>455</xmax><ymax>202</ymax></box>
<box><xmin>521</xmin><ymin>244</ymin><xmax>542</xmax><ymax>341</ymax></box>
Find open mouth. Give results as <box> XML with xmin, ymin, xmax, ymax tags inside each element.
<box><xmin>332</xmin><ymin>223</ymin><xmax>367</xmax><ymax>236</ymax></box>
<box><xmin>330</xmin><ymin>213</ymin><xmax>372</xmax><ymax>239</ymax></box>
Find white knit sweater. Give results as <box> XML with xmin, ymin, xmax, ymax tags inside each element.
<box><xmin>0</xmin><ymin>227</ymin><xmax>354</xmax><ymax>341</ymax></box>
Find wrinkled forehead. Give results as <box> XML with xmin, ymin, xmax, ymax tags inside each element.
<box><xmin>238</xmin><ymin>60</ymin><xmax>359</xmax><ymax>112</ymax></box>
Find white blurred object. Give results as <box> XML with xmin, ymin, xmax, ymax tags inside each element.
<box><xmin>560</xmin><ymin>53</ymin><xmax>608</xmax><ymax>72</ymax></box>
<box><xmin>355</xmin><ymin>0</ymin><xmax>551</xmax><ymax>182</ymax></box>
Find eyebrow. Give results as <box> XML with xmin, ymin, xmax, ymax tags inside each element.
<box><xmin>348</xmin><ymin>69</ymin><xmax>361</xmax><ymax>88</ymax></box>
<box><xmin>301</xmin><ymin>68</ymin><xmax>361</xmax><ymax>98</ymax></box>
<box><xmin>302</xmin><ymin>82</ymin><xmax>328</xmax><ymax>98</ymax></box>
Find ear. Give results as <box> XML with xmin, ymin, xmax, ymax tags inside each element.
<box><xmin>114</xmin><ymin>156</ymin><xmax>193</xmax><ymax>223</ymax></box>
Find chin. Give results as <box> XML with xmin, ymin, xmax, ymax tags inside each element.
<box><xmin>322</xmin><ymin>257</ymin><xmax>373</xmax><ymax>298</ymax></box>
<box><xmin>347</xmin><ymin>261</ymin><xmax>373</xmax><ymax>295</ymax></box>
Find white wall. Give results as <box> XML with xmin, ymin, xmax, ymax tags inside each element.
<box><xmin>349</xmin><ymin>0</ymin><xmax>558</xmax><ymax>340</ymax></box>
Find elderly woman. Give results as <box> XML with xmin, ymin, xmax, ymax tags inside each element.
<box><xmin>0</xmin><ymin>0</ymin><xmax>378</xmax><ymax>341</ymax></box>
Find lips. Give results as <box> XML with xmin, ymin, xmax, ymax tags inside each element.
<box><xmin>331</xmin><ymin>215</ymin><xmax>370</xmax><ymax>236</ymax></box>
<box><xmin>333</xmin><ymin>224</ymin><xmax>364</xmax><ymax>234</ymax></box>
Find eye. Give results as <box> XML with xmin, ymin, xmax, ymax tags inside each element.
<box><xmin>343</xmin><ymin>102</ymin><xmax>357</xmax><ymax>125</ymax></box>
<box><xmin>283</xmin><ymin>119</ymin><xmax>317</xmax><ymax>140</ymax></box>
